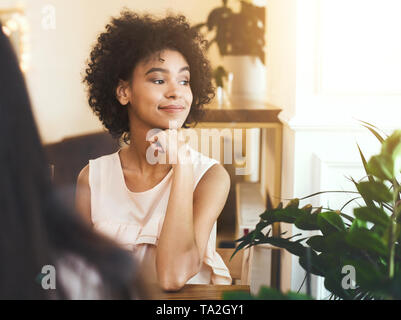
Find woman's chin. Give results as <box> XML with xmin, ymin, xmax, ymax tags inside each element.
<box><xmin>158</xmin><ymin>119</ymin><xmax>185</xmax><ymax>130</ymax></box>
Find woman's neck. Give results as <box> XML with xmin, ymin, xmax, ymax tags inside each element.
<box><xmin>123</xmin><ymin>123</ymin><xmax>171</xmax><ymax>176</ymax></box>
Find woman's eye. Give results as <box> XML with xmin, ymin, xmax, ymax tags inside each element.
<box><xmin>152</xmin><ymin>79</ymin><xmax>189</xmax><ymax>85</ymax></box>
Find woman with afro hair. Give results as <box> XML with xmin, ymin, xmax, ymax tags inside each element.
<box><xmin>76</xmin><ymin>11</ymin><xmax>232</xmax><ymax>291</ymax></box>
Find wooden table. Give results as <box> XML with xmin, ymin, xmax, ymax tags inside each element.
<box><xmin>149</xmin><ymin>284</ymin><xmax>250</xmax><ymax>300</ymax></box>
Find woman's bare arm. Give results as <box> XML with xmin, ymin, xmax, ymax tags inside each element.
<box><xmin>156</xmin><ymin>162</ymin><xmax>230</xmax><ymax>291</ymax></box>
<box><xmin>75</xmin><ymin>164</ymin><xmax>92</xmax><ymax>226</ymax></box>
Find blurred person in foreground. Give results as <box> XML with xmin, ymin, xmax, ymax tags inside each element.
<box><xmin>0</xmin><ymin>24</ymin><xmax>147</xmax><ymax>299</ymax></box>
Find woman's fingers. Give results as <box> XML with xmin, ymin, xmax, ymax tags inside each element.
<box><xmin>149</xmin><ymin>131</ymin><xmax>166</xmax><ymax>153</ymax></box>
<box><xmin>148</xmin><ymin>129</ymin><xmax>191</xmax><ymax>164</ymax></box>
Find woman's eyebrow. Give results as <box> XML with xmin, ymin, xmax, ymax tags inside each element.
<box><xmin>145</xmin><ymin>66</ymin><xmax>190</xmax><ymax>75</ymax></box>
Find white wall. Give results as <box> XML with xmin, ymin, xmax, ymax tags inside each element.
<box><xmin>265</xmin><ymin>0</ymin><xmax>297</xmax><ymax>120</ymax></box>
<box><xmin>1</xmin><ymin>0</ymin><xmax>224</xmax><ymax>143</ymax></box>
<box><xmin>266</xmin><ymin>0</ymin><xmax>401</xmax><ymax>298</ymax></box>
<box><xmin>292</xmin><ymin>0</ymin><xmax>401</xmax><ymax>128</ymax></box>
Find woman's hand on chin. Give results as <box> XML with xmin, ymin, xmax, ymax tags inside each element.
<box><xmin>148</xmin><ymin>128</ymin><xmax>192</xmax><ymax>167</ymax></box>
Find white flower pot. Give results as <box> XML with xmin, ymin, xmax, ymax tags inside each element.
<box><xmin>222</xmin><ymin>55</ymin><xmax>267</xmax><ymax>105</ymax></box>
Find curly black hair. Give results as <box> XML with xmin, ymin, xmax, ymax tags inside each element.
<box><xmin>83</xmin><ymin>11</ymin><xmax>215</xmax><ymax>141</ymax></box>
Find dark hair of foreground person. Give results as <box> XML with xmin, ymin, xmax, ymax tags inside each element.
<box><xmin>0</xmin><ymin>24</ymin><xmax>147</xmax><ymax>300</ymax></box>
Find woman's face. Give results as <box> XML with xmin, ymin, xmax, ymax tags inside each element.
<box><xmin>120</xmin><ymin>49</ymin><xmax>193</xmax><ymax>130</ymax></box>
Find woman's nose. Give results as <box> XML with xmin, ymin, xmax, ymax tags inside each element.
<box><xmin>165</xmin><ymin>81</ymin><xmax>181</xmax><ymax>98</ymax></box>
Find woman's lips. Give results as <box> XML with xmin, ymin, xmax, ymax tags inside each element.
<box><xmin>158</xmin><ymin>105</ymin><xmax>185</xmax><ymax>113</ymax></box>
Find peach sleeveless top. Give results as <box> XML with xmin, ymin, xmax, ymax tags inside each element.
<box><xmin>88</xmin><ymin>146</ymin><xmax>232</xmax><ymax>285</ymax></box>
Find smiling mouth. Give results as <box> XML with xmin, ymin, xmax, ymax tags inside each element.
<box><xmin>158</xmin><ymin>105</ymin><xmax>185</xmax><ymax>110</ymax></box>
<box><xmin>158</xmin><ymin>105</ymin><xmax>185</xmax><ymax>113</ymax></box>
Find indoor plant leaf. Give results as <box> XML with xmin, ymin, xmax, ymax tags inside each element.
<box><xmin>346</xmin><ymin>228</ymin><xmax>388</xmax><ymax>256</ymax></box>
<box><xmin>361</xmin><ymin>125</ymin><xmax>385</xmax><ymax>144</ymax></box>
<box><xmin>259</xmin><ymin>207</ymin><xmax>304</xmax><ymax>224</ymax></box>
<box><xmin>343</xmin><ymin>258</ymin><xmax>387</xmax><ymax>295</ymax></box>
<box><xmin>357</xmin><ymin>143</ymin><xmax>375</xmax><ymax>184</ymax></box>
<box><xmin>349</xmin><ymin>218</ymin><xmax>368</xmax><ymax>232</ymax></box>
<box><xmin>306</xmin><ymin>235</ymin><xmax>326</xmax><ymax>252</ymax></box>
<box><xmin>232</xmin><ymin>126</ymin><xmax>401</xmax><ymax>300</ymax></box>
<box><xmin>298</xmin><ymin>251</ymin><xmax>326</xmax><ymax>277</ymax></box>
<box><xmin>354</xmin><ymin>206</ymin><xmax>391</xmax><ymax>227</ymax></box>
<box><xmin>352</xmin><ymin>177</ymin><xmax>375</xmax><ymax>208</ymax></box>
<box><xmin>381</xmin><ymin>130</ymin><xmax>401</xmax><ymax>160</ymax></box>
<box><xmin>323</xmin><ymin>273</ymin><xmax>355</xmax><ymax>300</ymax></box>
<box><xmin>294</xmin><ymin>212</ymin><xmax>320</xmax><ymax>231</ymax></box>
<box><xmin>367</xmin><ymin>154</ymin><xmax>394</xmax><ymax>181</ymax></box>
<box><xmin>222</xmin><ymin>291</ymin><xmax>255</xmax><ymax>300</ymax></box>
<box><xmin>258</xmin><ymin>237</ymin><xmax>307</xmax><ymax>257</ymax></box>
<box><xmin>357</xmin><ymin>181</ymin><xmax>393</xmax><ymax>203</ymax></box>
<box><xmin>317</xmin><ymin>211</ymin><xmax>346</xmax><ymax>235</ymax></box>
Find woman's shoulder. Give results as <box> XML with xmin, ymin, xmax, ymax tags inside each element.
<box><xmin>78</xmin><ymin>151</ymin><xmax>119</xmax><ymax>180</ymax></box>
<box><xmin>188</xmin><ymin>146</ymin><xmax>219</xmax><ymax>166</ymax></box>
<box><xmin>76</xmin><ymin>150</ymin><xmax>120</xmax><ymax>193</ymax></box>
<box><xmin>90</xmin><ymin>150</ymin><xmax>120</xmax><ymax>164</ymax></box>
<box><xmin>195</xmin><ymin>158</ymin><xmax>230</xmax><ymax>188</ymax></box>
<box><xmin>77</xmin><ymin>164</ymin><xmax>89</xmax><ymax>185</ymax></box>
<box><xmin>188</xmin><ymin>147</ymin><xmax>229</xmax><ymax>187</ymax></box>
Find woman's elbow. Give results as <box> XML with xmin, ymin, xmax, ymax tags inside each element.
<box><xmin>159</xmin><ymin>277</ymin><xmax>186</xmax><ymax>292</ymax></box>
<box><xmin>158</xmin><ymin>258</ymin><xmax>202</xmax><ymax>292</ymax></box>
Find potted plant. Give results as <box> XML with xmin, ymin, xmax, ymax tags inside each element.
<box><xmin>193</xmin><ymin>0</ymin><xmax>267</xmax><ymax>103</ymax></box>
<box><xmin>230</xmin><ymin>122</ymin><xmax>401</xmax><ymax>299</ymax></box>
